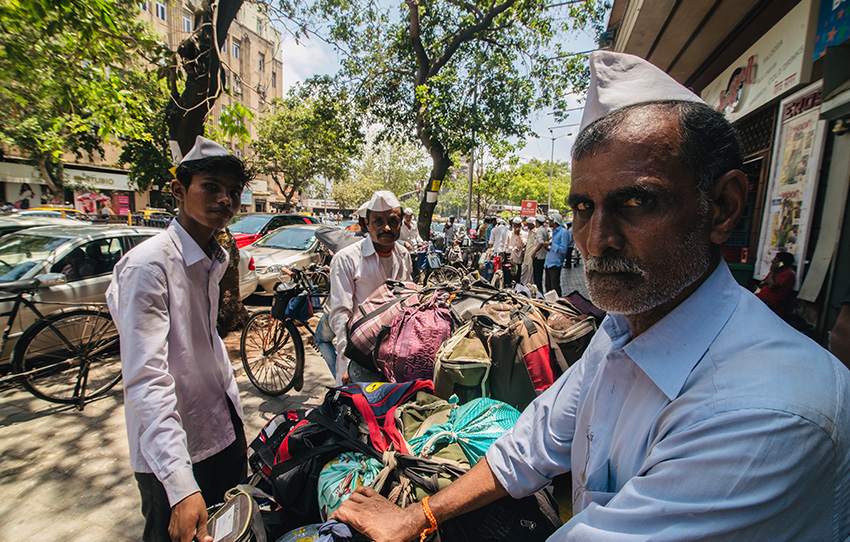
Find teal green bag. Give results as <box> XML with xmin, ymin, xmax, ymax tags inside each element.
<box><xmin>407</xmin><ymin>398</ymin><xmax>520</xmax><ymax>465</ymax></box>
<box><xmin>317</xmin><ymin>452</ymin><xmax>382</xmax><ymax>519</ymax></box>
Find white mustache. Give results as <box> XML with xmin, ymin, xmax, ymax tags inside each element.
<box><xmin>584</xmin><ymin>255</ymin><xmax>646</xmax><ymax>276</ymax></box>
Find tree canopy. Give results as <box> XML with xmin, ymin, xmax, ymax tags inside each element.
<box><xmin>287</xmin><ymin>0</ymin><xmax>605</xmax><ymax>236</ymax></box>
<box><xmin>0</xmin><ymin>0</ymin><xmax>166</xmax><ymax>192</ymax></box>
<box><xmin>252</xmin><ymin>77</ymin><xmax>365</xmax><ymax>205</ymax></box>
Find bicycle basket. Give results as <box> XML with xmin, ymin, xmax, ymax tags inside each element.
<box><xmin>271</xmin><ymin>286</ymin><xmax>313</xmax><ymax>322</ymax></box>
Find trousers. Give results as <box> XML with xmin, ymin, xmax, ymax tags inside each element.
<box><xmin>545</xmin><ymin>266</ymin><xmax>562</xmax><ymax>297</ymax></box>
<box><xmin>533</xmin><ymin>259</ymin><xmax>545</xmax><ymax>293</ymax></box>
<box><xmin>134</xmin><ymin>398</ymin><xmax>247</xmax><ymax>542</ymax></box>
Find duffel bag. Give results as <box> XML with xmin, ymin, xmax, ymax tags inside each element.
<box><xmin>344</xmin><ymin>280</ymin><xmax>420</xmax><ymax>370</ymax></box>
<box><xmin>206</xmin><ymin>485</ymin><xmax>268</xmax><ymax>542</ymax></box>
<box><xmin>433</xmin><ymin>321</ymin><xmax>491</xmax><ymax>403</ymax></box>
<box><xmin>375</xmin><ymin>299</ymin><xmax>454</xmax><ymax>383</ymax></box>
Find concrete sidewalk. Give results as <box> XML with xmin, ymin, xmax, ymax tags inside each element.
<box><xmin>0</xmin><ymin>333</ymin><xmax>334</xmax><ymax>542</ymax></box>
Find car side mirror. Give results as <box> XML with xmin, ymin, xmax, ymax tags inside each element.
<box><xmin>34</xmin><ymin>273</ymin><xmax>68</xmax><ymax>288</ymax></box>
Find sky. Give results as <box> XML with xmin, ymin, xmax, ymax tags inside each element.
<box><xmin>277</xmin><ymin>14</ymin><xmax>605</xmax><ymax>164</ymax></box>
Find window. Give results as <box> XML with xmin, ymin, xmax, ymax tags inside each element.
<box><xmin>155</xmin><ymin>1</ymin><xmax>166</xmax><ymax>21</ymax></box>
<box><xmin>51</xmin><ymin>238</ymin><xmax>124</xmax><ymax>281</ymax></box>
<box><xmin>182</xmin><ymin>12</ymin><xmax>192</xmax><ymax>33</ymax></box>
<box><xmin>271</xmin><ymin>71</ymin><xmax>277</xmax><ymax>89</ymax></box>
<box><xmin>232</xmin><ymin>41</ymin><xmax>240</xmax><ymax>59</ymax></box>
<box><xmin>140</xmin><ymin>2</ymin><xmax>150</xmax><ymax>12</ymax></box>
<box><xmin>258</xmin><ymin>52</ymin><xmax>265</xmax><ymax>73</ymax></box>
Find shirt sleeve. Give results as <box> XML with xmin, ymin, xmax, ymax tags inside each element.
<box><xmin>485</xmin><ymin>358</ymin><xmax>585</xmax><ymax>498</ymax></box>
<box><xmin>557</xmin><ymin>409</ymin><xmax>836</xmax><ymax>541</ymax></box>
<box><xmin>110</xmin><ymin>264</ymin><xmax>199</xmax><ymax>506</ymax></box>
<box><xmin>329</xmin><ymin>253</ymin><xmax>356</xmax><ymax>381</ymax></box>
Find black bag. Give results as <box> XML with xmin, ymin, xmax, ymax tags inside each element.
<box><xmin>441</xmin><ymin>488</ymin><xmax>561</xmax><ymax>542</ymax></box>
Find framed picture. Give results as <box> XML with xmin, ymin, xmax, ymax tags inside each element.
<box><xmin>754</xmin><ymin>81</ymin><xmax>827</xmax><ymax>288</ymax></box>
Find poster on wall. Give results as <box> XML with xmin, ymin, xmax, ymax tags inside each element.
<box><xmin>754</xmin><ymin>81</ymin><xmax>827</xmax><ymax>287</ymax></box>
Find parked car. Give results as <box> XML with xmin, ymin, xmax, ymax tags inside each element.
<box><xmin>249</xmin><ymin>224</ymin><xmax>326</xmax><ymax>295</ymax></box>
<box><xmin>0</xmin><ymin>225</ymin><xmax>256</xmax><ymax>364</ymax></box>
<box><xmin>0</xmin><ymin>216</ymin><xmax>92</xmax><ymax>237</ymax></box>
<box><xmin>228</xmin><ymin>213</ymin><xmax>320</xmax><ymax>248</ymax></box>
<box><xmin>26</xmin><ymin>206</ymin><xmax>89</xmax><ymax>220</ymax></box>
<box><xmin>238</xmin><ymin>247</ymin><xmax>258</xmax><ymax>301</ymax></box>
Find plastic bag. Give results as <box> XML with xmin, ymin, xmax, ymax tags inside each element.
<box><xmin>317</xmin><ymin>452</ymin><xmax>382</xmax><ymax>519</ymax></box>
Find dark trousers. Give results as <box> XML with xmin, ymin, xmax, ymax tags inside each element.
<box><xmin>533</xmin><ymin>259</ymin><xmax>545</xmax><ymax>293</ymax></box>
<box><xmin>565</xmin><ymin>246</ymin><xmax>574</xmax><ymax>269</ymax></box>
<box><xmin>134</xmin><ymin>399</ymin><xmax>247</xmax><ymax>542</ymax></box>
<box><xmin>545</xmin><ymin>266</ymin><xmax>562</xmax><ymax>297</ymax></box>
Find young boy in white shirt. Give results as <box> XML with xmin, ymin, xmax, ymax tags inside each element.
<box><xmin>107</xmin><ymin>136</ymin><xmax>251</xmax><ymax>542</ymax></box>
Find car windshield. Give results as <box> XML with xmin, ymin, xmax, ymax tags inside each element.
<box><xmin>228</xmin><ymin>215</ymin><xmax>270</xmax><ymax>234</ymax></box>
<box><xmin>0</xmin><ymin>234</ymin><xmax>69</xmax><ymax>282</ymax></box>
<box><xmin>255</xmin><ymin>227</ymin><xmax>316</xmax><ymax>250</ymax></box>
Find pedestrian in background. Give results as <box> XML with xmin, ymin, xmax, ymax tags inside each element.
<box><xmin>520</xmin><ymin>216</ymin><xmax>538</xmax><ymax>287</ymax></box>
<box><xmin>507</xmin><ymin>216</ymin><xmax>527</xmax><ymax>286</ymax></box>
<box><xmin>756</xmin><ymin>251</ymin><xmax>796</xmax><ymax>320</ymax></box>
<box><xmin>532</xmin><ymin>215</ymin><xmax>549</xmax><ymax>293</ymax></box>
<box><xmin>544</xmin><ymin>211</ymin><xmax>568</xmax><ymax>296</ymax></box>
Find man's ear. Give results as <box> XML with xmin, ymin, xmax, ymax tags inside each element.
<box><xmin>170</xmin><ymin>178</ymin><xmax>185</xmax><ymax>205</ymax></box>
<box><xmin>709</xmin><ymin>170</ymin><xmax>748</xmax><ymax>245</ymax></box>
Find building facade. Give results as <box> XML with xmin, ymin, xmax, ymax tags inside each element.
<box><xmin>0</xmin><ymin>1</ymin><xmax>285</xmax><ymax>215</ymax></box>
<box><xmin>605</xmin><ymin>0</ymin><xmax>850</xmax><ymax>342</ymax></box>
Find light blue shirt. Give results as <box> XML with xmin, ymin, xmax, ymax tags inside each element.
<box><xmin>486</xmin><ymin>262</ymin><xmax>850</xmax><ymax>541</ymax></box>
<box><xmin>545</xmin><ymin>225</ymin><xmax>569</xmax><ymax>268</ymax></box>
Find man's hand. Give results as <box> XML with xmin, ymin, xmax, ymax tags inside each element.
<box><xmin>169</xmin><ymin>492</ymin><xmax>212</xmax><ymax>542</ymax></box>
<box><xmin>332</xmin><ymin>487</ymin><xmax>425</xmax><ymax>542</ymax></box>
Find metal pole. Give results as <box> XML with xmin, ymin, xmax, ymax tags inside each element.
<box><xmin>467</xmin><ymin>81</ymin><xmax>478</xmax><ymax>226</ymax></box>
<box><xmin>548</xmin><ymin>131</ymin><xmax>555</xmax><ymax>210</ymax></box>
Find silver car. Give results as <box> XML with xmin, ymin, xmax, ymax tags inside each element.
<box><xmin>0</xmin><ymin>225</ymin><xmax>258</xmax><ymax>363</ymax></box>
<box><xmin>0</xmin><ymin>215</ymin><xmax>92</xmax><ymax>237</ymax></box>
<box><xmin>250</xmin><ymin>224</ymin><xmax>326</xmax><ymax>295</ymax></box>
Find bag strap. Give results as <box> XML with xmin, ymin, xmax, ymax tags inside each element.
<box><xmin>351</xmin><ymin>293</ymin><xmax>414</xmax><ymax>333</ymax></box>
<box><xmin>351</xmin><ymin>392</ymin><xmax>391</xmax><ymax>453</ymax></box>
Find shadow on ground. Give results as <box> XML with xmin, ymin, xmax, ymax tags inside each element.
<box><xmin>0</xmin><ymin>322</ymin><xmax>333</xmax><ymax>542</ymax></box>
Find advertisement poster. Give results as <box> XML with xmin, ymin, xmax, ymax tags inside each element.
<box><xmin>755</xmin><ymin>81</ymin><xmax>827</xmax><ymax>286</ymax></box>
<box><xmin>520</xmin><ymin>200</ymin><xmax>538</xmax><ymax>217</ymax></box>
<box><xmin>812</xmin><ymin>0</ymin><xmax>849</xmax><ymax>60</ymax></box>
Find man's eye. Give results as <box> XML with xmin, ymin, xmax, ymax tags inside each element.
<box><xmin>574</xmin><ymin>202</ymin><xmax>592</xmax><ymax>212</ymax></box>
<box><xmin>623</xmin><ymin>197</ymin><xmax>643</xmax><ymax>207</ymax></box>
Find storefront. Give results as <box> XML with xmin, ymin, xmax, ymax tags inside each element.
<box><xmin>699</xmin><ymin>0</ymin><xmax>820</xmax><ymax>286</ymax></box>
<box><xmin>0</xmin><ymin>160</ymin><xmax>62</xmax><ymax>207</ymax></box>
<box><xmin>64</xmin><ymin>165</ymin><xmax>135</xmax><ymax>216</ymax></box>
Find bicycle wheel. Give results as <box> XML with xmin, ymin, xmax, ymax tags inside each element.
<box><xmin>239</xmin><ymin>310</ymin><xmax>304</xmax><ymax>396</ymax></box>
<box><xmin>12</xmin><ymin>307</ymin><xmax>122</xmax><ymax>404</ymax></box>
<box><xmin>426</xmin><ymin>265</ymin><xmax>462</xmax><ymax>286</ymax></box>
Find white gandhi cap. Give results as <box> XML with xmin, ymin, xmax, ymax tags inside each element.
<box><xmin>366</xmin><ymin>190</ymin><xmax>402</xmax><ymax>212</ymax></box>
<box><xmin>180</xmin><ymin>135</ymin><xmax>231</xmax><ymax>163</ymax></box>
<box><xmin>579</xmin><ymin>51</ymin><xmax>705</xmax><ymax>133</ymax></box>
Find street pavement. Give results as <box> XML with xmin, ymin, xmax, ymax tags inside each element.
<box><xmin>0</xmin><ymin>269</ymin><xmax>590</xmax><ymax>542</ymax></box>
<box><xmin>0</xmin><ymin>319</ymin><xmax>334</xmax><ymax>542</ymax></box>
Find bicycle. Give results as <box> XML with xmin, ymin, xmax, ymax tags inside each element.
<box><xmin>239</xmin><ymin>266</ymin><xmax>325</xmax><ymax>396</ymax></box>
<box><xmin>0</xmin><ymin>273</ymin><xmax>121</xmax><ymax>409</ymax></box>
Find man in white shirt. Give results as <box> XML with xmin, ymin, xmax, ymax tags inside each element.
<box><xmin>507</xmin><ymin>217</ymin><xmax>527</xmax><ymax>286</ymax></box>
<box><xmin>107</xmin><ymin>136</ymin><xmax>249</xmax><ymax>542</ymax></box>
<box><xmin>328</xmin><ymin>190</ymin><xmax>412</xmax><ymax>383</ymax></box>
<box><xmin>399</xmin><ymin>207</ymin><xmax>422</xmax><ymax>251</ymax></box>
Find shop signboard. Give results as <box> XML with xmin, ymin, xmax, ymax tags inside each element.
<box><xmin>701</xmin><ymin>0</ymin><xmax>817</xmax><ymax>123</ymax></box>
<box><xmin>813</xmin><ymin>0</ymin><xmax>849</xmax><ymax>60</ymax></box>
<box><xmin>754</xmin><ymin>81</ymin><xmax>827</xmax><ymax>286</ymax></box>
<box><xmin>64</xmin><ymin>166</ymin><xmax>131</xmax><ymax>192</ymax></box>
<box><xmin>116</xmin><ymin>194</ymin><xmax>130</xmax><ymax>216</ymax></box>
<box><xmin>520</xmin><ymin>200</ymin><xmax>538</xmax><ymax>217</ymax></box>
<box><xmin>241</xmin><ymin>189</ymin><xmax>253</xmax><ymax>206</ymax></box>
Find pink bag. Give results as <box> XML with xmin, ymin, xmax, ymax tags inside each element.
<box><xmin>345</xmin><ymin>280</ymin><xmax>420</xmax><ymax>371</ymax></box>
<box><xmin>375</xmin><ymin>301</ymin><xmax>454</xmax><ymax>382</ymax></box>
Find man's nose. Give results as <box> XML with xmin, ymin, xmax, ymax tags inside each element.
<box><xmin>581</xmin><ymin>209</ymin><xmax>624</xmax><ymax>257</ymax></box>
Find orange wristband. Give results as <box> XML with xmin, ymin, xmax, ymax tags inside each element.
<box><xmin>419</xmin><ymin>496</ymin><xmax>438</xmax><ymax>542</ymax></box>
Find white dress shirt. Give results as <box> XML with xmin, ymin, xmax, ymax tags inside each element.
<box><xmin>490</xmin><ymin>223</ymin><xmax>510</xmax><ymax>253</ymax></box>
<box><xmin>486</xmin><ymin>262</ymin><xmax>850</xmax><ymax>540</ymax></box>
<box><xmin>399</xmin><ymin>221</ymin><xmax>422</xmax><ymax>250</ymax></box>
<box><xmin>106</xmin><ymin>220</ymin><xmax>243</xmax><ymax>506</ymax></box>
<box><xmin>328</xmin><ymin>236</ymin><xmax>411</xmax><ymax>382</ymax></box>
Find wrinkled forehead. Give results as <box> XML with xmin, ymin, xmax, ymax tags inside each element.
<box><xmin>571</xmin><ymin>110</ymin><xmax>687</xmax><ymax>195</ymax></box>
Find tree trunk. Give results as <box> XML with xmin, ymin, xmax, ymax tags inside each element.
<box><xmin>36</xmin><ymin>158</ymin><xmax>61</xmax><ymax>194</ymax></box>
<box><xmin>416</xmin><ymin>142</ymin><xmax>452</xmax><ymax>240</ymax></box>
<box><xmin>165</xmin><ymin>0</ymin><xmax>244</xmax><ymax>157</ymax></box>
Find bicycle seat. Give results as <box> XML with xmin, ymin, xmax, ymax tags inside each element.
<box><xmin>0</xmin><ymin>278</ymin><xmax>40</xmax><ymax>293</ymax></box>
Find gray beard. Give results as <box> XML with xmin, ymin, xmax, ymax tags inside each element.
<box><xmin>583</xmin><ymin>228</ymin><xmax>712</xmax><ymax>316</ymax></box>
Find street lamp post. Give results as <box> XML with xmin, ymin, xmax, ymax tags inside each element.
<box><xmin>547</xmin><ymin>126</ymin><xmax>575</xmax><ymax>211</ymax></box>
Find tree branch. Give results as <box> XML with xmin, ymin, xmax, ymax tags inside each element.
<box><xmin>428</xmin><ymin>0</ymin><xmax>519</xmax><ymax>77</ymax></box>
<box><xmin>404</xmin><ymin>0</ymin><xmax>431</xmax><ymax>84</ymax></box>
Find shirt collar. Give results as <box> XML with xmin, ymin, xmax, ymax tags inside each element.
<box><xmin>168</xmin><ymin>219</ymin><xmax>226</xmax><ymax>267</ymax></box>
<box><xmin>360</xmin><ymin>236</ymin><xmax>377</xmax><ymax>257</ymax></box>
<box><xmin>603</xmin><ymin>261</ymin><xmax>740</xmax><ymax>401</ymax></box>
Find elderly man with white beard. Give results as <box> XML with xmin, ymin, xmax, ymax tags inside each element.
<box><xmin>332</xmin><ymin>51</ymin><xmax>850</xmax><ymax>542</ymax></box>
